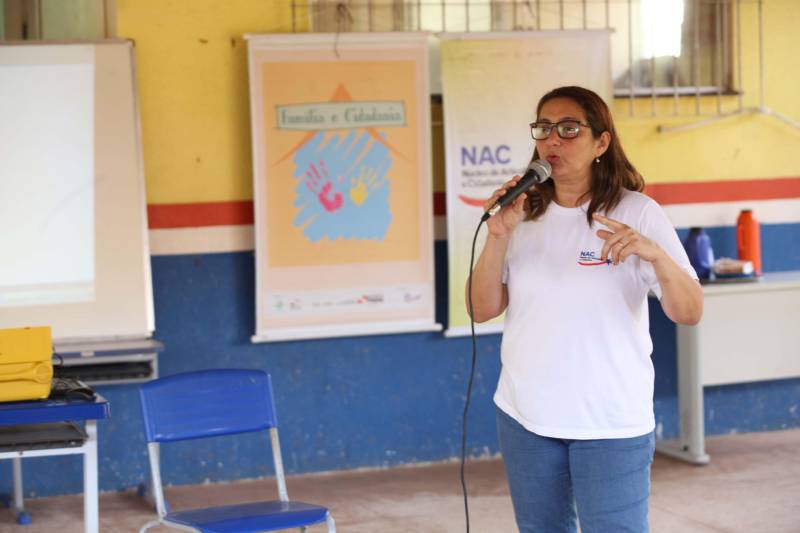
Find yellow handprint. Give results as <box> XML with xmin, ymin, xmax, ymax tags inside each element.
<box><xmin>349</xmin><ymin>165</ymin><xmax>379</xmax><ymax>206</ymax></box>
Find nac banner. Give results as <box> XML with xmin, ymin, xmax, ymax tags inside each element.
<box><xmin>441</xmin><ymin>31</ymin><xmax>611</xmax><ymax>336</ymax></box>
<box><xmin>246</xmin><ymin>33</ymin><xmax>439</xmax><ymax>342</ymax></box>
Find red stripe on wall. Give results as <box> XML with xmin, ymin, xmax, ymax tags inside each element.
<box><xmin>148</xmin><ymin>201</ymin><xmax>254</xmax><ymax>229</ymax></box>
<box><xmin>433</xmin><ymin>192</ymin><xmax>446</xmax><ymax>215</ymax></box>
<box><xmin>147</xmin><ymin>177</ymin><xmax>800</xmax><ymax>229</ymax></box>
<box><xmin>644</xmin><ymin>176</ymin><xmax>800</xmax><ymax>205</ymax></box>
<box><xmin>149</xmin><ymin>196</ymin><xmax>448</xmax><ymax>228</ymax></box>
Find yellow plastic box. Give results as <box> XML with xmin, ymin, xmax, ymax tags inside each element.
<box><xmin>0</xmin><ymin>326</ymin><xmax>53</xmax><ymax>402</ymax></box>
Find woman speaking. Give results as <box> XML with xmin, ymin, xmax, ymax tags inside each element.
<box><xmin>468</xmin><ymin>86</ymin><xmax>703</xmax><ymax>533</ymax></box>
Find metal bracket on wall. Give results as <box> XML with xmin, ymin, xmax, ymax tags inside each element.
<box><xmin>658</xmin><ymin>105</ymin><xmax>800</xmax><ymax>134</ymax></box>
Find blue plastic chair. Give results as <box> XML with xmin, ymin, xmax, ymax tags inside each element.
<box><xmin>138</xmin><ymin>369</ymin><xmax>335</xmax><ymax>533</ymax></box>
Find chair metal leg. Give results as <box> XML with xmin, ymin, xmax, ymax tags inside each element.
<box><xmin>137</xmin><ymin>443</ymin><xmax>158</xmax><ymax>511</ymax></box>
<box><xmin>326</xmin><ymin>513</ymin><xmax>336</xmax><ymax>533</ymax></box>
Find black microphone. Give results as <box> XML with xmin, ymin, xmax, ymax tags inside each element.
<box><xmin>481</xmin><ymin>159</ymin><xmax>552</xmax><ymax>222</ymax></box>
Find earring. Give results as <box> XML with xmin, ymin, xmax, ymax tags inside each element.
<box><xmin>595</xmin><ymin>157</ymin><xmax>600</xmax><ymax>164</ymax></box>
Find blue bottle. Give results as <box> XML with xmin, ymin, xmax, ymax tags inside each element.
<box><xmin>684</xmin><ymin>227</ymin><xmax>714</xmax><ymax>280</ymax></box>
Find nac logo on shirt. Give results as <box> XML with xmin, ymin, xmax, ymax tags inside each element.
<box><xmin>577</xmin><ymin>250</ymin><xmax>610</xmax><ymax>266</ymax></box>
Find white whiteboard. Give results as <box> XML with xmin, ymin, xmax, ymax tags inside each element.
<box><xmin>0</xmin><ymin>41</ymin><xmax>153</xmax><ymax>341</ymax></box>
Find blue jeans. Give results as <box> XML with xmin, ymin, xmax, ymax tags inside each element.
<box><xmin>496</xmin><ymin>407</ymin><xmax>655</xmax><ymax>533</ymax></box>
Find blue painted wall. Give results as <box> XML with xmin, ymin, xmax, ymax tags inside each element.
<box><xmin>2</xmin><ymin>224</ymin><xmax>799</xmax><ymax>498</ymax></box>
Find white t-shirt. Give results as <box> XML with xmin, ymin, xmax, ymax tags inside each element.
<box><xmin>494</xmin><ymin>189</ymin><xmax>697</xmax><ymax>440</ymax></box>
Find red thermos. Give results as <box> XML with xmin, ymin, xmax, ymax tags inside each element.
<box><xmin>736</xmin><ymin>209</ymin><xmax>761</xmax><ymax>275</ymax></box>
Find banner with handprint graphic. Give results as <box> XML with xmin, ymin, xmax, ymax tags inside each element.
<box><xmin>247</xmin><ymin>33</ymin><xmax>440</xmax><ymax>342</ymax></box>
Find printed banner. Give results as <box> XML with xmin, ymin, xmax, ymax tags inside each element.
<box><xmin>441</xmin><ymin>31</ymin><xmax>612</xmax><ymax>336</ymax></box>
<box><xmin>247</xmin><ymin>33</ymin><xmax>439</xmax><ymax>342</ymax></box>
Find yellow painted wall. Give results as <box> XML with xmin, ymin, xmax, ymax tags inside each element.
<box><xmin>613</xmin><ymin>0</ymin><xmax>800</xmax><ymax>184</ymax></box>
<box><xmin>117</xmin><ymin>0</ymin><xmax>306</xmax><ymax>204</ymax></box>
<box><xmin>118</xmin><ymin>0</ymin><xmax>800</xmax><ymax>204</ymax></box>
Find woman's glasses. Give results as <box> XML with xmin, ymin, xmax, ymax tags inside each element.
<box><xmin>530</xmin><ymin>120</ymin><xmax>593</xmax><ymax>140</ymax></box>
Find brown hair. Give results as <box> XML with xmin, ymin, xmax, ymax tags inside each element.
<box><xmin>525</xmin><ymin>86</ymin><xmax>644</xmax><ymax>225</ymax></box>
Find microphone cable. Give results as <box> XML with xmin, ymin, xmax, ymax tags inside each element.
<box><xmin>461</xmin><ymin>217</ymin><xmax>484</xmax><ymax>533</ymax></box>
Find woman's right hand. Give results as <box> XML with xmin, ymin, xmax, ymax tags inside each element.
<box><xmin>484</xmin><ymin>176</ymin><xmax>528</xmax><ymax>238</ymax></box>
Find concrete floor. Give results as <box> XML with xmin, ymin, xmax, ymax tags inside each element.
<box><xmin>2</xmin><ymin>428</ymin><xmax>799</xmax><ymax>532</ymax></box>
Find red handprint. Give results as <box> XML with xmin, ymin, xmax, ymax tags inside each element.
<box><xmin>304</xmin><ymin>160</ymin><xmax>343</xmax><ymax>213</ymax></box>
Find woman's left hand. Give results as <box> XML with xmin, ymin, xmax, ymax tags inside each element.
<box><xmin>593</xmin><ymin>213</ymin><xmax>664</xmax><ymax>265</ymax></box>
